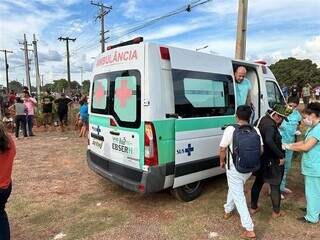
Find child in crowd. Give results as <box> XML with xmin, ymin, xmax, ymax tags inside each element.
<box><xmin>79</xmin><ymin>96</ymin><xmax>89</xmax><ymax>137</ymax></box>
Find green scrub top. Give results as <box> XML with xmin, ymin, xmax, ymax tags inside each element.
<box><xmin>279</xmin><ymin>109</ymin><xmax>302</xmax><ymax>143</ymax></box>
<box><xmin>301</xmin><ymin>123</ymin><xmax>320</xmax><ymax>177</ymax></box>
<box><xmin>236</xmin><ymin>78</ymin><xmax>251</xmax><ymax>106</ymax></box>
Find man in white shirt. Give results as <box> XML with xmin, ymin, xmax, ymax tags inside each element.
<box><xmin>219</xmin><ymin>105</ymin><xmax>263</xmax><ymax>239</ymax></box>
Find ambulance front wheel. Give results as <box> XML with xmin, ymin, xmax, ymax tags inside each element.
<box><xmin>171</xmin><ymin>181</ymin><xmax>204</xmax><ymax>202</ymax></box>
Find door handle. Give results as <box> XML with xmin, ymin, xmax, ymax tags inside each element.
<box><xmin>166</xmin><ymin>113</ymin><xmax>180</xmax><ymax>119</ymax></box>
<box><xmin>109</xmin><ymin>131</ymin><xmax>120</xmax><ymax>136</ymax></box>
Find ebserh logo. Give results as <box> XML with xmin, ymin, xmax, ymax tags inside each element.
<box><xmin>185</xmin><ymin>144</ymin><xmax>194</xmax><ymax>156</ymax></box>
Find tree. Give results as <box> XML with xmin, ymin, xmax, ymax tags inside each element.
<box><xmin>82</xmin><ymin>80</ymin><xmax>90</xmax><ymax>95</ymax></box>
<box><xmin>70</xmin><ymin>81</ymin><xmax>81</xmax><ymax>91</ymax></box>
<box><xmin>43</xmin><ymin>83</ymin><xmax>54</xmax><ymax>92</ymax></box>
<box><xmin>8</xmin><ymin>80</ymin><xmax>23</xmax><ymax>93</ymax></box>
<box><xmin>269</xmin><ymin>57</ymin><xmax>320</xmax><ymax>88</ymax></box>
<box><xmin>53</xmin><ymin>79</ymin><xmax>68</xmax><ymax>92</ymax></box>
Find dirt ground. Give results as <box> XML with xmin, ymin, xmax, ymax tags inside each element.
<box><xmin>7</xmin><ymin>130</ymin><xmax>319</xmax><ymax>240</ymax></box>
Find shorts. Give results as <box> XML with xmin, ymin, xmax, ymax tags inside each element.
<box><xmin>58</xmin><ymin>111</ymin><xmax>67</xmax><ymax>122</ymax></box>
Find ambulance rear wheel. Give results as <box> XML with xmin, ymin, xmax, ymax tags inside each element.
<box><xmin>171</xmin><ymin>181</ymin><xmax>204</xmax><ymax>202</ymax></box>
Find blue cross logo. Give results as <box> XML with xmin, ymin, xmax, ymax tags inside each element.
<box><xmin>185</xmin><ymin>144</ymin><xmax>194</xmax><ymax>156</ymax></box>
<box><xmin>92</xmin><ymin>125</ymin><xmax>101</xmax><ymax>135</ymax></box>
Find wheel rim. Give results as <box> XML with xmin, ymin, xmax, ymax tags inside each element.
<box><xmin>183</xmin><ymin>181</ymin><xmax>200</xmax><ymax>194</ymax></box>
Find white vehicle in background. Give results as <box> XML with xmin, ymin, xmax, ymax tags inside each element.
<box><xmin>87</xmin><ymin>37</ymin><xmax>285</xmax><ymax>201</ymax></box>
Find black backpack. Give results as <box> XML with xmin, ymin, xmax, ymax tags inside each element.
<box><xmin>228</xmin><ymin>124</ymin><xmax>261</xmax><ymax>173</ymax></box>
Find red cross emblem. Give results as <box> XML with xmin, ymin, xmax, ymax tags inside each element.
<box><xmin>115</xmin><ymin>79</ymin><xmax>132</xmax><ymax>108</ymax></box>
<box><xmin>95</xmin><ymin>81</ymin><xmax>105</xmax><ymax>102</ymax></box>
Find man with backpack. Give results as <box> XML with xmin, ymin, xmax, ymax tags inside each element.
<box><xmin>250</xmin><ymin>104</ymin><xmax>290</xmax><ymax>219</ymax></box>
<box><xmin>219</xmin><ymin>105</ymin><xmax>263</xmax><ymax>239</ymax></box>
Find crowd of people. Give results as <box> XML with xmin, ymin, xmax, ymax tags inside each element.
<box><xmin>0</xmin><ymin>88</ymin><xmax>89</xmax><ymax>139</ymax></box>
<box><xmin>282</xmin><ymin>83</ymin><xmax>320</xmax><ymax>105</ymax></box>
<box><xmin>220</xmin><ymin>66</ymin><xmax>320</xmax><ymax>239</ymax></box>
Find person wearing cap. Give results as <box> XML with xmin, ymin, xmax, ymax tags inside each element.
<box><xmin>250</xmin><ymin>104</ymin><xmax>289</xmax><ymax>219</ymax></box>
<box><xmin>284</xmin><ymin>102</ymin><xmax>320</xmax><ymax>224</ymax></box>
<box><xmin>279</xmin><ymin>97</ymin><xmax>302</xmax><ymax>198</ymax></box>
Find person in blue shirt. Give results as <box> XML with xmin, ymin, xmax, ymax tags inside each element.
<box><xmin>284</xmin><ymin>102</ymin><xmax>320</xmax><ymax>224</ymax></box>
<box><xmin>234</xmin><ymin>66</ymin><xmax>252</xmax><ymax>106</ymax></box>
<box><xmin>79</xmin><ymin>96</ymin><xmax>89</xmax><ymax>137</ymax></box>
<box><xmin>279</xmin><ymin>97</ymin><xmax>302</xmax><ymax>198</ymax></box>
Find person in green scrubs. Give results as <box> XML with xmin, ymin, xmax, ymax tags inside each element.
<box><xmin>284</xmin><ymin>102</ymin><xmax>320</xmax><ymax>224</ymax></box>
<box><xmin>279</xmin><ymin>97</ymin><xmax>302</xmax><ymax>197</ymax></box>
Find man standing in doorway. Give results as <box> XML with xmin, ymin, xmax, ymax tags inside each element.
<box><xmin>234</xmin><ymin>66</ymin><xmax>252</xmax><ymax>106</ymax></box>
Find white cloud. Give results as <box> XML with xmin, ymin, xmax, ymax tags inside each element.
<box><xmin>291</xmin><ymin>36</ymin><xmax>320</xmax><ymax>65</ymax></box>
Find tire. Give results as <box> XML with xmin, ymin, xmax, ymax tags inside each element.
<box><xmin>170</xmin><ymin>181</ymin><xmax>204</xmax><ymax>202</ymax></box>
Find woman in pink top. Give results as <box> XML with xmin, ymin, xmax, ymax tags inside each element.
<box><xmin>24</xmin><ymin>91</ymin><xmax>37</xmax><ymax>137</ymax></box>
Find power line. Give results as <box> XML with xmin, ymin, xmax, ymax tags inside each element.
<box><xmin>0</xmin><ymin>49</ymin><xmax>13</xmax><ymax>92</ymax></box>
<box><xmin>69</xmin><ymin>0</ymin><xmax>212</xmax><ymax>57</ymax></box>
<box><xmin>91</xmin><ymin>1</ymin><xmax>112</xmax><ymax>53</ymax></box>
<box><xmin>58</xmin><ymin>36</ymin><xmax>76</xmax><ymax>92</ymax></box>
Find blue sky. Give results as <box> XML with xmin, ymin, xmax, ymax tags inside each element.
<box><xmin>0</xmin><ymin>0</ymin><xmax>319</xmax><ymax>87</ymax></box>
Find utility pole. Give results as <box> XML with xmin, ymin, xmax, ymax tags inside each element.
<box><xmin>235</xmin><ymin>0</ymin><xmax>248</xmax><ymax>60</ymax></box>
<box><xmin>33</xmin><ymin>34</ymin><xmax>41</xmax><ymax>98</ymax></box>
<box><xmin>80</xmin><ymin>66</ymin><xmax>83</xmax><ymax>83</ymax></box>
<box><xmin>41</xmin><ymin>74</ymin><xmax>44</xmax><ymax>88</ymax></box>
<box><xmin>58</xmin><ymin>36</ymin><xmax>76</xmax><ymax>92</ymax></box>
<box><xmin>91</xmin><ymin>1</ymin><xmax>112</xmax><ymax>53</ymax></box>
<box><xmin>19</xmin><ymin>34</ymin><xmax>32</xmax><ymax>90</ymax></box>
<box><xmin>0</xmin><ymin>49</ymin><xmax>13</xmax><ymax>93</ymax></box>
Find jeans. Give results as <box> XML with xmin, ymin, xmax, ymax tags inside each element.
<box><xmin>26</xmin><ymin>115</ymin><xmax>34</xmax><ymax>136</ymax></box>
<box><xmin>15</xmin><ymin>115</ymin><xmax>27</xmax><ymax>138</ymax></box>
<box><xmin>0</xmin><ymin>183</ymin><xmax>12</xmax><ymax>240</ymax></box>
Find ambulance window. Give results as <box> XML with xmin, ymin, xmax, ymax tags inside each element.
<box><xmin>113</xmin><ymin>76</ymin><xmax>137</xmax><ymax>122</ymax></box>
<box><xmin>173</xmin><ymin>69</ymin><xmax>235</xmax><ymax>118</ymax></box>
<box><xmin>184</xmin><ymin>78</ymin><xmax>226</xmax><ymax>107</ymax></box>
<box><xmin>266</xmin><ymin>81</ymin><xmax>285</xmax><ymax>107</ymax></box>
<box><xmin>91</xmin><ymin>77</ymin><xmax>109</xmax><ymax>114</ymax></box>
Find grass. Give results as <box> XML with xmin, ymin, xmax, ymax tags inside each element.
<box><xmin>7</xmin><ymin>131</ymin><xmax>320</xmax><ymax>240</ymax></box>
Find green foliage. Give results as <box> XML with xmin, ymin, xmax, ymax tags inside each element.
<box><xmin>269</xmin><ymin>57</ymin><xmax>320</xmax><ymax>87</ymax></box>
<box><xmin>82</xmin><ymin>80</ymin><xmax>90</xmax><ymax>95</ymax></box>
<box><xmin>53</xmin><ymin>78</ymin><xmax>69</xmax><ymax>92</ymax></box>
<box><xmin>8</xmin><ymin>80</ymin><xmax>23</xmax><ymax>92</ymax></box>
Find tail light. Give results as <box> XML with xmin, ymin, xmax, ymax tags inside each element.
<box><xmin>144</xmin><ymin>122</ymin><xmax>158</xmax><ymax>166</ymax></box>
<box><xmin>110</xmin><ymin>118</ymin><xmax>117</xmax><ymax>127</ymax></box>
<box><xmin>160</xmin><ymin>47</ymin><xmax>170</xmax><ymax>60</ymax></box>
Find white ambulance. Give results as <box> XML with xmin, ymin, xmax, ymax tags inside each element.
<box><xmin>87</xmin><ymin>37</ymin><xmax>285</xmax><ymax>201</ymax></box>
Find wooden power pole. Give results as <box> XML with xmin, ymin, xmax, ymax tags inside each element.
<box><xmin>235</xmin><ymin>0</ymin><xmax>248</xmax><ymax>60</ymax></box>
<box><xmin>0</xmin><ymin>49</ymin><xmax>13</xmax><ymax>93</ymax></box>
<box><xmin>58</xmin><ymin>36</ymin><xmax>76</xmax><ymax>92</ymax></box>
<box><xmin>91</xmin><ymin>1</ymin><xmax>112</xmax><ymax>53</ymax></box>
<box><xmin>33</xmin><ymin>34</ymin><xmax>41</xmax><ymax>98</ymax></box>
<box><xmin>19</xmin><ymin>34</ymin><xmax>32</xmax><ymax>90</ymax></box>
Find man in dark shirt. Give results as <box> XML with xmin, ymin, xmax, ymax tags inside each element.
<box><xmin>250</xmin><ymin>104</ymin><xmax>290</xmax><ymax>219</ymax></box>
<box><xmin>54</xmin><ymin>93</ymin><xmax>72</xmax><ymax>131</ymax></box>
<box><xmin>42</xmin><ymin>90</ymin><xmax>55</xmax><ymax>128</ymax></box>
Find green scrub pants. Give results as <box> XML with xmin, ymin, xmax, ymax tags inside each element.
<box><xmin>280</xmin><ymin>149</ymin><xmax>294</xmax><ymax>192</ymax></box>
<box><xmin>305</xmin><ymin>176</ymin><xmax>320</xmax><ymax>223</ymax></box>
